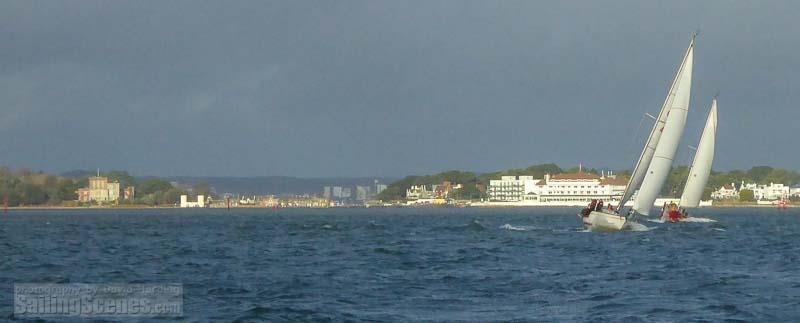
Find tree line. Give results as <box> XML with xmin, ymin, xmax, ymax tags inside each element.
<box><xmin>0</xmin><ymin>167</ymin><xmax>211</xmax><ymax>207</ymax></box>
<box><xmin>377</xmin><ymin>164</ymin><xmax>800</xmax><ymax>201</ymax></box>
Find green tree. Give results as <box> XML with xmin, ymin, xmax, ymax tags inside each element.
<box><xmin>105</xmin><ymin>170</ymin><xmax>136</xmax><ymax>188</ymax></box>
<box><xmin>56</xmin><ymin>178</ymin><xmax>79</xmax><ymax>201</ymax></box>
<box><xmin>701</xmin><ymin>187</ymin><xmax>713</xmax><ymax>201</ymax></box>
<box><xmin>192</xmin><ymin>182</ymin><xmax>212</xmax><ymax>197</ymax></box>
<box><xmin>453</xmin><ymin>184</ymin><xmax>483</xmax><ymax>200</ymax></box>
<box><xmin>137</xmin><ymin>179</ymin><xmax>173</xmax><ymax>195</ymax></box>
<box><xmin>662</xmin><ymin>166</ymin><xmax>690</xmax><ymax>197</ymax></box>
<box><xmin>739</xmin><ymin>189</ymin><xmax>755</xmax><ymax>202</ymax></box>
<box><xmin>17</xmin><ymin>183</ymin><xmax>47</xmax><ymax>205</ymax></box>
<box><xmin>160</xmin><ymin>188</ymin><xmax>187</xmax><ymax>206</ymax></box>
<box><xmin>748</xmin><ymin>166</ymin><xmax>774</xmax><ymax>184</ymax></box>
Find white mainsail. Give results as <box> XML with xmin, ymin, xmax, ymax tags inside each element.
<box><xmin>679</xmin><ymin>98</ymin><xmax>717</xmax><ymax>207</ymax></box>
<box><xmin>617</xmin><ymin>36</ymin><xmax>696</xmax><ymax>209</ymax></box>
<box><xmin>633</xmin><ymin>39</ymin><xmax>694</xmax><ymax>215</ymax></box>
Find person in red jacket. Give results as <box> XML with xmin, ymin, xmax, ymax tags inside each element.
<box><xmin>666</xmin><ymin>202</ymin><xmax>682</xmax><ymax>222</ymax></box>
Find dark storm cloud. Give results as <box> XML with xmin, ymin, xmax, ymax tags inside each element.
<box><xmin>1</xmin><ymin>1</ymin><xmax>798</xmax><ymax>176</ymax></box>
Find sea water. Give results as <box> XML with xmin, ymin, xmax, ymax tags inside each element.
<box><xmin>1</xmin><ymin>207</ymin><xmax>799</xmax><ymax>321</ymax></box>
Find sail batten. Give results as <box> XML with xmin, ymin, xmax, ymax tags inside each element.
<box><xmin>679</xmin><ymin>99</ymin><xmax>717</xmax><ymax>207</ymax></box>
<box><xmin>617</xmin><ymin>36</ymin><xmax>696</xmax><ymax>211</ymax></box>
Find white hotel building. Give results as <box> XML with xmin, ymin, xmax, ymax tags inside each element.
<box><xmin>486</xmin><ymin>172</ymin><xmax>627</xmax><ymax>206</ymax></box>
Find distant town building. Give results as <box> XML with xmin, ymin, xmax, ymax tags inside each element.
<box><xmin>355</xmin><ymin>185</ymin><xmax>370</xmax><ymax>201</ymax></box>
<box><xmin>239</xmin><ymin>196</ymin><xmax>257</xmax><ymax>205</ymax></box>
<box><xmin>123</xmin><ymin>186</ymin><xmax>135</xmax><ymax>200</ymax></box>
<box><xmin>76</xmin><ymin>176</ymin><xmax>121</xmax><ymax>203</ymax></box>
<box><xmin>487</xmin><ymin>176</ymin><xmax>541</xmax><ymax>202</ymax></box>
<box><xmin>279</xmin><ymin>197</ymin><xmax>330</xmax><ymax>208</ymax></box>
<box><xmin>712</xmin><ymin>182</ymin><xmax>796</xmax><ymax>201</ymax></box>
<box><xmin>487</xmin><ymin>172</ymin><xmax>626</xmax><ymax>204</ymax></box>
<box><xmin>739</xmin><ymin>182</ymin><xmax>790</xmax><ymax>200</ymax></box>
<box><xmin>406</xmin><ymin>185</ymin><xmax>435</xmax><ymax>200</ymax></box>
<box><xmin>180</xmin><ymin>195</ymin><xmax>206</xmax><ymax>208</ymax></box>
<box><xmin>332</xmin><ymin>186</ymin><xmax>343</xmax><ymax>198</ymax></box>
<box><xmin>434</xmin><ymin>181</ymin><xmax>462</xmax><ymax>199</ymax></box>
<box><xmin>711</xmin><ymin>183</ymin><xmax>738</xmax><ymax>200</ymax></box>
<box><xmin>323</xmin><ymin>186</ymin><xmax>332</xmax><ymax>199</ymax></box>
<box><xmin>792</xmin><ymin>185</ymin><xmax>800</xmax><ymax>198</ymax></box>
<box><xmin>406</xmin><ymin>182</ymin><xmax>463</xmax><ymax>201</ymax></box>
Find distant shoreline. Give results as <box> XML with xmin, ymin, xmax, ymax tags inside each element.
<box><xmin>2</xmin><ymin>204</ymin><xmax>796</xmax><ymax>210</ymax></box>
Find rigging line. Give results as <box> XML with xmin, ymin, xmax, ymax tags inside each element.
<box><xmin>626</xmin><ymin>113</ymin><xmax>650</xmax><ymax>161</ymax></box>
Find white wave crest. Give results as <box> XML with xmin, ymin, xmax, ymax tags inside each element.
<box><xmin>626</xmin><ymin>222</ymin><xmax>652</xmax><ymax>231</ymax></box>
<box><xmin>681</xmin><ymin>217</ymin><xmax>717</xmax><ymax>223</ymax></box>
<box><xmin>646</xmin><ymin>217</ymin><xmax>716</xmax><ymax>224</ymax></box>
<box><xmin>499</xmin><ymin>224</ymin><xmax>537</xmax><ymax>231</ymax></box>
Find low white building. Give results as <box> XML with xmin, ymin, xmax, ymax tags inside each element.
<box><xmin>180</xmin><ymin>195</ymin><xmax>206</xmax><ymax>208</ymax></box>
<box><xmin>486</xmin><ymin>172</ymin><xmax>627</xmax><ymax>206</ymax></box>
<box><xmin>487</xmin><ymin>176</ymin><xmax>540</xmax><ymax>202</ymax></box>
<box><xmin>406</xmin><ymin>185</ymin><xmax>435</xmax><ymax>200</ymax></box>
<box><xmin>537</xmin><ymin>172</ymin><xmax>627</xmax><ymax>204</ymax></box>
<box><xmin>791</xmin><ymin>185</ymin><xmax>800</xmax><ymax>198</ymax></box>
<box><xmin>740</xmin><ymin>182</ymin><xmax>790</xmax><ymax>201</ymax></box>
<box><xmin>711</xmin><ymin>183</ymin><xmax>738</xmax><ymax>200</ymax></box>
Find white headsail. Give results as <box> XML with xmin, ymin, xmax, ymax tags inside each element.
<box><xmin>679</xmin><ymin>98</ymin><xmax>717</xmax><ymax>207</ymax></box>
<box><xmin>633</xmin><ymin>39</ymin><xmax>694</xmax><ymax>215</ymax></box>
<box><xmin>616</xmin><ymin>36</ymin><xmax>696</xmax><ymax>210</ymax></box>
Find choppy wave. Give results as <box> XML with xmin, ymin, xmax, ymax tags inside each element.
<box><xmin>499</xmin><ymin>224</ymin><xmax>538</xmax><ymax>231</ymax></box>
<box><xmin>646</xmin><ymin>217</ymin><xmax>717</xmax><ymax>223</ymax></box>
<box><xmin>626</xmin><ymin>222</ymin><xmax>652</xmax><ymax>231</ymax></box>
<box><xmin>682</xmin><ymin>217</ymin><xmax>717</xmax><ymax>223</ymax></box>
<box><xmin>434</xmin><ymin>220</ymin><xmax>487</xmax><ymax>232</ymax></box>
<box><xmin>3</xmin><ymin>207</ymin><xmax>799</xmax><ymax>321</ymax></box>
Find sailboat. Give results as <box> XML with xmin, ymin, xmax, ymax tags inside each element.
<box><xmin>663</xmin><ymin>98</ymin><xmax>717</xmax><ymax>221</ymax></box>
<box><xmin>579</xmin><ymin>34</ymin><xmax>695</xmax><ymax>231</ymax></box>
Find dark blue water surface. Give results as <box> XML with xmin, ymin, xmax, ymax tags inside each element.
<box><xmin>2</xmin><ymin>208</ymin><xmax>800</xmax><ymax>322</ymax></box>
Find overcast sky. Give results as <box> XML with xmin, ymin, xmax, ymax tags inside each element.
<box><xmin>1</xmin><ymin>1</ymin><xmax>798</xmax><ymax>177</ymax></box>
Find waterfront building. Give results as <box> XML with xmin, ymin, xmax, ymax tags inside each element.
<box><xmin>180</xmin><ymin>195</ymin><xmax>206</xmax><ymax>208</ymax></box>
<box><xmin>486</xmin><ymin>172</ymin><xmax>627</xmax><ymax>205</ymax></box>
<box><xmin>487</xmin><ymin>176</ymin><xmax>540</xmax><ymax>202</ymax></box>
<box><xmin>123</xmin><ymin>186</ymin><xmax>135</xmax><ymax>200</ymax></box>
<box><xmin>356</xmin><ymin>185</ymin><xmax>371</xmax><ymax>201</ymax></box>
<box><xmin>76</xmin><ymin>176</ymin><xmax>121</xmax><ymax>203</ymax></box>
<box><xmin>341</xmin><ymin>187</ymin><xmax>352</xmax><ymax>198</ymax></box>
<box><xmin>740</xmin><ymin>182</ymin><xmax>790</xmax><ymax>200</ymax></box>
<box><xmin>406</xmin><ymin>185</ymin><xmax>434</xmax><ymax>200</ymax></box>
<box><xmin>332</xmin><ymin>186</ymin><xmax>343</xmax><ymax>198</ymax></box>
<box><xmin>711</xmin><ymin>183</ymin><xmax>738</xmax><ymax>200</ymax></box>
<box><xmin>262</xmin><ymin>195</ymin><xmax>280</xmax><ymax>207</ymax></box>
<box><xmin>279</xmin><ymin>197</ymin><xmax>330</xmax><ymax>208</ymax></box>
<box><xmin>323</xmin><ymin>186</ymin><xmax>332</xmax><ymax>199</ymax></box>
<box><xmin>406</xmin><ymin>182</ymin><xmax>462</xmax><ymax>201</ymax></box>
<box><xmin>792</xmin><ymin>185</ymin><xmax>800</xmax><ymax>198</ymax></box>
<box><xmin>434</xmin><ymin>181</ymin><xmax>462</xmax><ymax>199</ymax></box>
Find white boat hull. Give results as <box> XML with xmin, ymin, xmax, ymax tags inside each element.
<box><xmin>580</xmin><ymin>210</ymin><xmax>628</xmax><ymax>231</ymax></box>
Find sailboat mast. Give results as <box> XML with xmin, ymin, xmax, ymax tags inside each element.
<box><xmin>616</xmin><ymin>34</ymin><xmax>696</xmax><ymax>212</ymax></box>
<box><xmin>632</xmin><ymin>36</ymin><xmax>695</xmax><ymax>215</ymax></box>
